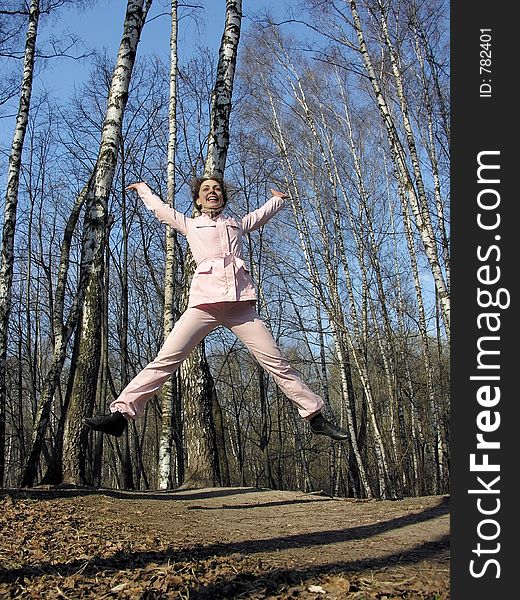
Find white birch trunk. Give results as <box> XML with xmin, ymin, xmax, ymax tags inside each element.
<box><xmin>412</xmin><ymin>31</ymin><xmax>450</xmax><ymax>293</ymax></box>
<box><xmin>204</xmin><ymin>0</ymin><xmax>242</xmax><ymax>178</ymax></box>
<box><xmin>0</xmin><ymin>0</ymin><xmax>40</xmax><ymax>486</ymax></box>
<box><xmin>158</xmin><ymin>0</ymin><xmax>179</xmax><ymax>490</ymax></box>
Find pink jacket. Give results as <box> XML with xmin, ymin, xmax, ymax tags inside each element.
<box><xmin>135</xmin><ymin>183</ymin><xmax>285</xmax><ymax>307</ymax></box>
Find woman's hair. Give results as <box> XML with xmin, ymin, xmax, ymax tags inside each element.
<box><xmin>191</xmin><ymin>174</ymin><xmax>228</xmax><ymax>208</ymax></box>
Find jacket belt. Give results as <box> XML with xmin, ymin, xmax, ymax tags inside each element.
<box><xmin>198</xmin><ymin>255</ymin><xmax>246</xmax><ymax>272</ymax></box>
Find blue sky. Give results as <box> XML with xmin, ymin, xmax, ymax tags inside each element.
<box><xmin>1</xmin><ymin>0</ymin><xmax>297</xmax><ymax>124</ymax></box>
<box><xmin>32</xmin><ymin>0</ymin><xmax>295</xmax><ymax>99</ymax></box>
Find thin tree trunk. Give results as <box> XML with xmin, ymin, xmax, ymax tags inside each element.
<box><xmin>20</xmin><ymin>179</ymin><xmax>93</xmax><ymax>487</ymax></box>
<box><xmin>0</xmin><ymin>0</ymin><xmax>40</xmax><ymax>486</ymax></box>
<box><xmin>92</xmin><ymin>237</ymin><xmax>112</xmax><ymax>486</ymax></box>
<box><xmin>117</xmin><ymin>146</ymin><xmax>134</xmax><ymax>487</ymax></box>
<box><xmin>158</xmin><ymin>0</ymin><xmax>179</xmax><ymax>490</ymax></box>
<box><xmin>412</xmin><ymin>27</ymin><xmax>450</xmax><ymax>293</ymax></box>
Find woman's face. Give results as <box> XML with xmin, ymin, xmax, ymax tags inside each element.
<box><xmin>196</xmin><ymin>179</ymin><xmax>224</xmax><ymax>210</ymax></box>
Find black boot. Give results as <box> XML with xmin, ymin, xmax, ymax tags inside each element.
<box><xmin>84</xmin><ymin>411</ymin><xmax>128</xmax><ymax>437</ymax></box>
<box><xmin>309</xmin><ymin>412</ymin><xmax>349</xmax><ymax>441</ymax></box>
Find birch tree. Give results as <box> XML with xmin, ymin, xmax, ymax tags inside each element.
<box><xmin>61</xmin><ymin>0</ymin><xmax>152</xmax><ymax>486</ymax></box>
<box><xmin>180</xmin><ymin>0</ymin><xmax>241</xmax><ymax>489</ymax></box>
<box><xmin>157</xmin><ymin>0</ymin><xmax>180</xmax><ymax>490</ymax></box>
<box><xmin>0</xmin><ymin>0</ymin><xmax>40</xmax><ymax>487</ymax></box>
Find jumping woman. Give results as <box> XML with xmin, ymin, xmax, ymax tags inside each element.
<box><xmin>85</xmin><ymin>177</ymin><xmax>349</xmax><ymax>442</ymax></box>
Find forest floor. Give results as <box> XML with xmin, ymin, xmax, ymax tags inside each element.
<box><xmin>0</xmin><ymin>486</ymin><xmax>449</xmax><ymax>599</ymax></box>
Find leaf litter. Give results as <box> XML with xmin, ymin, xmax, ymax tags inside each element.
<box><xmin>0</xmin><ymin>488</ymin><xmax>449</xmax><ymax>599</ymax></box>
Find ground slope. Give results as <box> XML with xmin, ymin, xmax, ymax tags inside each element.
<box><xmin>0</xmin><ymin>487</ymin><xmax>449</xmax><ymax>599</ymax></box>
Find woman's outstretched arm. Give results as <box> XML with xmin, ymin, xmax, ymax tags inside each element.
<box><xmin>241</xmin><ymin>188</ymin><xmax>290</xmax><ymax>233</ymax></box>
<box><xmin>126</xmin><ymin>182</ymin><xmax>189</xmax><ymax>235</ymax></box>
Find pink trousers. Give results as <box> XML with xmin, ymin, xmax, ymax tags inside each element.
<box><xmin>110</xmin><ymin>301</ymin><xmax>324</xmax><ymax>420</ymax></box>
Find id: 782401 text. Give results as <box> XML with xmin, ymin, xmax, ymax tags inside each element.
<box><xmin>480</xmin><ymin>28</ymin><xmax>492</xmax><ymax>98</ymax></box>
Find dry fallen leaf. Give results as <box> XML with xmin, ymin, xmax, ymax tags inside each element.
<box><xmin>308</xmin><ymin>584</ymin><xmax>327</xmax><ymax>594</ymax></box>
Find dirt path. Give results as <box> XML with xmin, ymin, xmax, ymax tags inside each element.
<box><xmin>0</xmin><ymin>487</ymin><xmax>450</xmax><ymax>598</ymax></box>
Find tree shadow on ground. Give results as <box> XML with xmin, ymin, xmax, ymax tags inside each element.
<box><xmin>189</xmin><ymin>536</ymin><xmax>450</xmax><ymax>599</ymax></box>
<box><xmin>186</xmin><ymin>497</ymin><xmax>334</xmax><ymax>510</ymax></box>
<box><xmin>2</xmin><ymin>485</ymin><xmax>273</xmax><ymax>502</ymax></box>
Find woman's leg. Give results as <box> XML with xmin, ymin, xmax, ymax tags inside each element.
<box><xmin>224</xmin><ymin>302</ymin><xmax>324</xmax><ymax>419</ymax></box>
<box><xmin>109</xmin><ymin>306</ymin><xmax>219</xmax><ymax>419</ymax></box>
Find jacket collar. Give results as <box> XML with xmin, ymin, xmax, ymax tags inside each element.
<box><xmin>196</xmin><ymin>212</ymin><xmax>225</xmax><ymax>222</ymax></box>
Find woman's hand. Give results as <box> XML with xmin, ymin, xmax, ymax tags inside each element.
<box><xmin>270</xmin><ymin>188</ymin><xmax>290</xmax><ymax>199</ymax></box>
<box><xmin>125</xmin><ymin>182</ymin><xmax>148</xmax><ymax>192</ymax></box>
